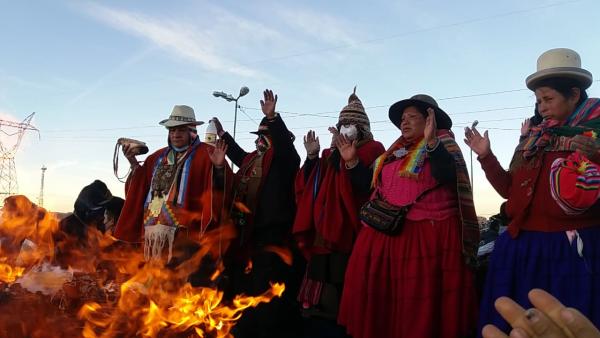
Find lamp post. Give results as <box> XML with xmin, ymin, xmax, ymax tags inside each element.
<box><xmin>212</xmin><ymin>86</ymin><xmax>249</xmax><ymax>140</ymax></box>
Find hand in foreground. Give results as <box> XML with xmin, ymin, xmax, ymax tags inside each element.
<box><xmin>482</xmin><ymin>289</ymin><xmax>600</xmax><ymax>338</ymax></box>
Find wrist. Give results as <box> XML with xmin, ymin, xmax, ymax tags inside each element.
<box><xmin>478</xmin><ymin>149</ymin><xmax>492</xmax><ymax>160</ymax></box>
<box><xmin>307</xmin><ymin>152</ymin><xmax>318</xmax><ymax>160</ymax></box>
<box><xmin>426</xmin><ymin>137</ymin><xmax>440</xmax><ymax>151</ymax></box>
<box><xmin>345</xmin><ymin>157</ymin><xmax>359</xmax><ymax>169</ymax></box>
<box><xmin>217</xmin><ymin>130</ymin><xmax>225</xmax><ymax>137</ymax></box>
<box><xmin>266</xmin><ymin>112</ymin><xmax>278</xmax><ymax>120</ymax></box>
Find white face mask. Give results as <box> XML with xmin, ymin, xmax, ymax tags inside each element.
<box><xmin>339</xmin><ymin>124</ymin><xmax>358</xmax><ymax>141</ymax></box>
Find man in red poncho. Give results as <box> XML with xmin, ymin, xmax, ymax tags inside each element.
<box><xmin>113</xmin><ymin>105</ymin><xmax>232</xmax><ymax>264</ymax></box>
<box><xmin>293</xmin><ymin>88</ymin><xmax>384</xmax><ymax>335</ymax></box>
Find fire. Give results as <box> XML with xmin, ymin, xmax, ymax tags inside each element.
<box><xmin>0</xmin><ymin>195</ymin><xmax>285</xmax><ymax>337</ymax></box>
<box><xmin>0</xmin><ymin>258</ymin><xmax>24</xmax><ymax>283</ymax></box>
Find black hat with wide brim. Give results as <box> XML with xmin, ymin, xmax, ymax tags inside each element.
<box><xmin>389</xmin><ymin>94</ymin><xmax>452</xmax><ymax>130</ymax></box>
<box><xmin>250</xmin><ymin>122</ymin><xmax>269</xmax><ymax>135</ymax></box>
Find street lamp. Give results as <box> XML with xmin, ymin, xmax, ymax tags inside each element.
<box><xmin>213</xmin><ymin>86</ymin><xmax>250</xmax><ymax>140</ymax></box>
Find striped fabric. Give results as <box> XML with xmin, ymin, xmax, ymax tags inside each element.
<box><xmin>550</xmin><ymin>152</ymin><xmax>600</xmax><ymax>215</ymax></box>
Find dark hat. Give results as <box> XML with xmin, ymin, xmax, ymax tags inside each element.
<box><xmin>75</xmin><ymin>180</ymin><xmax>114</xmax><ymax>211</ymax></box>
<box><xmin>389</xmin><ymin>94</ymin><xmax>452</xmax><ymax>130</ymax></box>
<box><xmin>250</xmin><ymin>120</ymin><xmax>270</xmax><ymax>135</ymax></box>
<box><xmin>249</xmin><ymin>118</ymin><xmax>296</xmax><ymax>141</ymax></box>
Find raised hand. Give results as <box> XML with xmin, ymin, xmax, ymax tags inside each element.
<box><xmin>521</xmin><ymin>118</ymin><xmax>532</xmax><ymax>137</ymax></box>
<box><xmin>336</xmin><ymin>133</ymin><xmax>358</xmax><ymax>164</ymax></box>
<box><xmin>211</xmin><ymin>117</ymin><xmax>225</xmax><ymax>137</ymax></box>
<box><xmin>464</xmin><ymin>126</ymin><xmax>491</xmax><ymax>158</ymax></box>
<box><xmin>122</xmin><ymin>144</ymin><xmax>139</xmax><ymax>167</ymax></box>
<box><xmin>328</xmin><ymin>126</ymin><xmax>340</xmax><ymax>148</ymax></box>
<box><xmin>208</xmin><ymin>139</ymin><xmax>228</xmax><ymax>167</ymax></box>
<box><xmin>260</xmin><ymin>89</ymin><xmax>277</xmax><ymax>119</ymax></box>
<box><xmin>304</xmin><ymin>130</ymin><xmax>320</xmax><ymax>158</ymax></box>
<box><xmin>424</xmin><ymin>108</ymin><xmax>438</xmax><ymax>146</ymax></box>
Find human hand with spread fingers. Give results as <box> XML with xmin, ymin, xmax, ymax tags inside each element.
<box><xmin>208</xmin><ymin>140</ymin><xmax>228</xmax><ymax>168</ymax></box>
<box><xmin>260</xmin><ymin>89</ymin><xmax>277</xmax><ymax>119</ymax></box>
<box><xmin>482</xmin><ymin>289</ymin><xmax>600</xmax><ymax>338</ymax></box>
<box><xmin>304</xmin><ymin>130</ymin><xmax>320</xmax><ymax>159</ymax></box>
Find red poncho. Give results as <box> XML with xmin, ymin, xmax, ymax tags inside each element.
<box><xmin>293</xmin><ymin>140</ymin><xmax>384</xmax><ymax>257</ymax></box>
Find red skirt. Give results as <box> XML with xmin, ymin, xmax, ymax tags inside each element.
<box><xmin>338</xmin><ymin>216</ymin><xmax>478</xmax><ymax>338</ymax></box>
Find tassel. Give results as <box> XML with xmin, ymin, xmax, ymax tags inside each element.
<box><xmin>144</xmin><ymin>224</ymin><xmax>177</xmax><ymax>262</ymax></box>
<box><xmin>348</xmin><ymin>86</ymin><xmax>359</xmax><ymax>103</ymax></box>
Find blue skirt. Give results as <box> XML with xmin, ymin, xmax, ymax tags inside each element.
<box><xmin>478</xmin><ymin>227</ymin><xmax>600</xmax><ymax>336</ymax></box>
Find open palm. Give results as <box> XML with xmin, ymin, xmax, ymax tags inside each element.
<box><xmin>208</xmin><ymin>140</ymin><xmax>228</xmax><ymax>167</ymax></box>
<box><xmin>336</xmin><ymin>134</ymin><xmax>357</xmax><ymax>162</ymax></box>
<box><xmin>260</xmin><ymin>89</ymin><xmax>277</xmax><ymax>118</ymax></box>
<box><xmin>464</xmin><ymin>126</ymin><xmax>491</xmax><ymax>157</ymax></box>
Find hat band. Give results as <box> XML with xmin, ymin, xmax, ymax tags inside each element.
<box><xmin>170</xmin><ymin>116</ymin><xmax>196</xmax><ymax>122</ymax></box>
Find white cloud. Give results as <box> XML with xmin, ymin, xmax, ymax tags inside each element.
<box><xmin>276</xmin><ymin>7</ymin><xmax>359</xmax><ymax>47</ymax></box>
<box><xmin>78</xmin><ymin>2</ymin><xmax>261</xmax><ymax>77</ymax></box>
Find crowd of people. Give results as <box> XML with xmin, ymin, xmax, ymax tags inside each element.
<box><xmin>57</xmin><ymin>47</ymin><xmax>599</xmax><ymax>337</ymax></box>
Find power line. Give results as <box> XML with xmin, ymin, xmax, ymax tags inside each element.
<box><xmin>239</xmin><ymin>0</ymin><xmax>581</xmax><ymax>66</ymax></box>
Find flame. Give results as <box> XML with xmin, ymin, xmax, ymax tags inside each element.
<box><xmin>233</xmin><ymin>202</ymin><xmax>251</xmax><ymax>214</ymax></box>
<box><xmin>244</xmin><ymin>259</ymin><xmax>253</xmax><ymax>274</ymax></box>
<box><xmin>0</xmin><ymin>258</ymin><xmax>24</xmax><ymax>283</ymax></box>
<box><xmin>264</xmin><ymin>245</ymin><xmax>293</xmax><ymax>266</ymax></box>
<box><xmin>0</xmin><ymin>195</ymin><xmax>284</xmax><ymax>337</ymax></box>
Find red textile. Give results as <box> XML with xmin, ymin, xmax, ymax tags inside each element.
<box><xmin>479</xmin><ymin>151</ymin><xmax>600</xmax><ymax>237</ymax></box>
<box><xmin>114</xmin><ymin>144</ymin><xmax>232</xmax><ymax>242</ymax></box>
<box><xmin>338</xmin><ymin>217</ymin><xmax>478</xmax><ymax>338</ymax></box>
<box><xmin>293</xmin><ymin>140</ymin><xmax>384</xmax><ymax>256</ymax></box>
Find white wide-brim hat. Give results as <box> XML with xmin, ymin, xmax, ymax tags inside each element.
<box><xmin>526</xmin><ymin>48</ymin><xmax>593</xmax><ymax>90</ymax></box>
<box><xmin>159</xmin><ymin>105</ymin><xmax>205</xmax><ymax>128</ymax></box>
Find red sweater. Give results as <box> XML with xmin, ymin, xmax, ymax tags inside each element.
<box><xmin>479</xmin><ymin>151</ymin><xmax>600</xmax><ymax>237</ymax></box>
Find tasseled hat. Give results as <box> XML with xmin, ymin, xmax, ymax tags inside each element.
<box><xmin>337</xmin><ymin>87</ymin><xmax>373</xmax><ymax>140</ymax></box>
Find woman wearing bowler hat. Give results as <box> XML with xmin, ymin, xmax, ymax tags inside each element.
<box><xmin>465</xmin><ymin>48</ymin><xmax>600</xmax><ymax>336</ymax></box>
<box><xmin>337</xmin><ymin>94</ymin><xmax>479</xmax><ymax>338</ymax></box>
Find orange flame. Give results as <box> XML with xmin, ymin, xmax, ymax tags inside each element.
<box><xmin>0</xmin><ymin>195</ymin><xmax>284</xmax><ymax>337</ymax></box>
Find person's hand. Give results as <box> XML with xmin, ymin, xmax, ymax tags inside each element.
<box><xmin>260</xmin><ymin>89</ymin><xmax>277</xmax><ymax>119</ymax></box>
<box><xmin>336</xmin><ymin>133</ymin><xmax>358</xmax><ymax>165</ymax></box>
<box><xmin>328</xmin><ymin>126</ymin><xmax>340</xmax><ymax>148</ymax></box>
<box><xmin>570</xmin><ymin>134</ymin><xmax>600</xmax><ymax>164</ymax></box>
<box><xmin>464</xmin><ymin>126</ymin><xmax>491</xmax><ymax>158</ymax></box>
<box><xmin>482</xmin><ymin>289</ymin><xmax>600</xmax><ymax>338</ymax></box>
<box><xmin>521</xmin><ymin>118</ymin><xmax>532</xmax><ymax>137</ymax></box>
<box><xmin>304</xmin><ymin>130</ymin><xmax>320</xmax><ymax>159</ymax></box>
<box><xmin>424</xmin><ymin>108</ymin><xmax>438</xmax><ymax>147</ymax></box>
<box><xmin>208</xmin><ymin>140</ymin><xmax>228</xmax><ymax>167</ymax></box>
<box><xmin>211</xmin><ymin>117</ymin><xmax>225</xmax><ymax>137</ymax></box>
<box><xmin>122</xmin><ymin>144</ymin><xmax>140</xmax><ymax>167</ymax></box>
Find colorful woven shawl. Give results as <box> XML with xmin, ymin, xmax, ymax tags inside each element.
<box><xmin>518</xmin><ymin>98</ymin><xmax>600</xmax><ymax>160</ymax></box>
<box><xmin>371</xmin><ymin>137</ymin><xmax>426</xmax><ymax>187</ymax></box>
<box><xmin>371</xmin><ymin>130</ymin><xmax>480</xmax><ymax>266</ymax></box>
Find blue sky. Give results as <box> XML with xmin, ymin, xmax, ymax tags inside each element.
<box><xmin>1</xmin><ymin>0</ymin><xmax>599</xmax><ymax>214</ymax></box>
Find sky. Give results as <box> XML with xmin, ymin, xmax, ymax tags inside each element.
<box><xmin>1</xmin><ymin>0</ymin><xmax>599</xmax><ymax>215</ymax></box>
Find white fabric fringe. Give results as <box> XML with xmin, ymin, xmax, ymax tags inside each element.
<box><xmin>144</xmin><ymin>223</ymin><xmax>177</xmax><ymax>262</ymax></box>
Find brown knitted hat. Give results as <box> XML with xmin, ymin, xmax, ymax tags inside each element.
<box><xmin>337</xmin><ymin>87</ymin><xmax>373</xmax><ymax>140</ymax></box>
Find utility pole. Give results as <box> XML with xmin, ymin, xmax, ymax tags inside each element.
<box><xmin>38</xmin><ymin>165</ymin><xmax>47</xmax><ymax>207</ymax></box>
<box><xmin>0</xmin><ymin>113</ymin><xmax>40</xmax><ymax>201</ymax></box>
